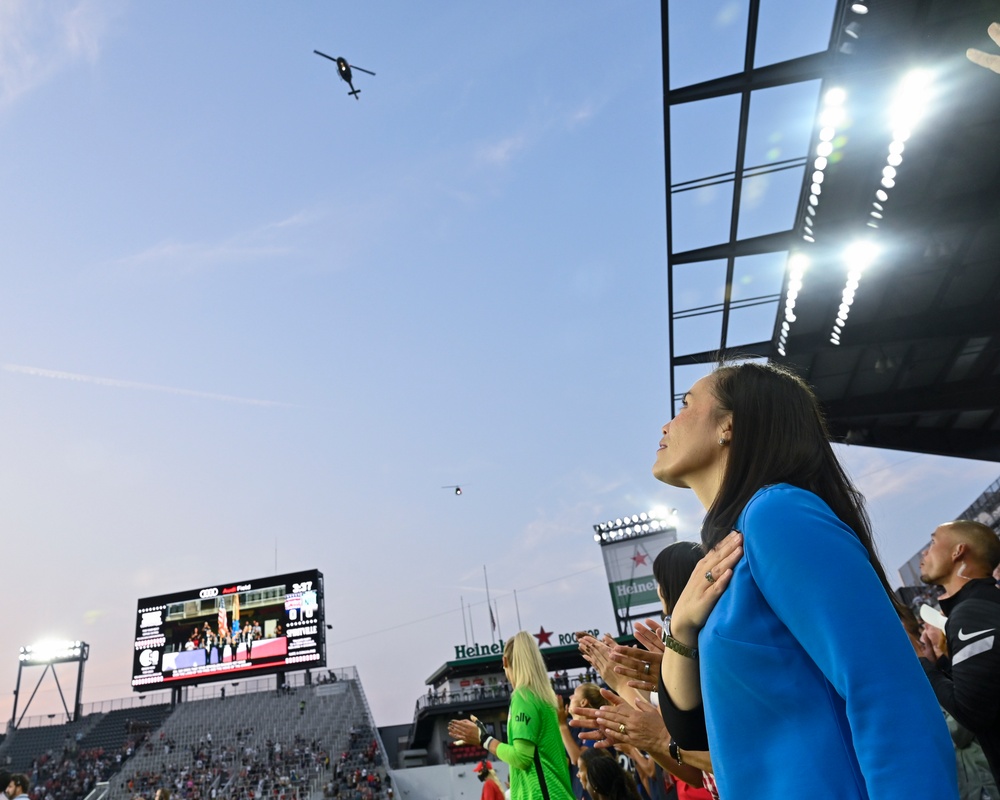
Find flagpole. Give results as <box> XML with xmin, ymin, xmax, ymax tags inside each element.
<box><xmin>514</xmin><ymin>589</ymin><xmax>523</xmax><ymax>631</ymax></box>
<box><xmin>461</xmin><ymin>596</ymin><xmax>469</xmax><ymax>646</ymax></box>
<box><xmin>468</xmin><ymin>598</ymin><xmax>476</xmax><ymax>643</ymax></box>
<box><xmin>494</xmin><ymin>600</ymin><xmax>502</xmax><ymax>640</ymax></box>
<box><xmin>484</xmin><ymin>565</ymin><xmax>495</xmax><ymax>644</ymax></box>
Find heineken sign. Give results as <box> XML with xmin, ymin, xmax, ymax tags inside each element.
<box><xmin>452</xmin><ymin>627</ymin><xmax>602</xmax><ymax>661</ymax></box>
<box><xmin>610</xmin><ymin>577</ymin><xmax>658</xmax><ymax>611</ymax></box>
<box><xmin>600</xmin><ymin>528</ymin><xmax>676</xmax><ymax>615</ymax></box>
<box><xmin>454</xmin><ymin>640</ymin><xmax>505</xmax><ymax>660</ymax></box>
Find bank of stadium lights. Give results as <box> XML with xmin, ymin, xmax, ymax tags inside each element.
<box><xmin>840</xmin><ymin>3</ymin><xmax>869</xmax><ymax>54</ymax></box>
<box><xmin>830</xmin><ymin>241</ymin><xmax>880</xmax><ymax>345</ymax></box>
<box><xmin>867</xmin><ymin>69</ymin><xmax>932</xmax><ymax>230</ymax></box>
<box><xmin>802</xmin><ymin>87</ymin><xmax>847</xmax><ymax>244</ymax></box>
<box><xmin>19</xmin><ymin>640</ymin><xmax>87</xmax><ymax>665</ymax></box>
<box><xmin>593</xmin><ymin>509</ymin><xmax>678</xmax><ymax>543</ymax></box>
<box><xmin>776</xmin><ymin>252</ymin><xmax>809</xmax><ymax>357</ymax></box>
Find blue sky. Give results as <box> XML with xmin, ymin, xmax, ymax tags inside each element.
<box><xmin>0</xmin><ymin>1</ymin><xmax>996</xmax><ymax>728</ymax></box>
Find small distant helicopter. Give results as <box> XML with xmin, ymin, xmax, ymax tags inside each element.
<box><xmin>442</xmin><ymin>485</ymin><xmax>464</xmax><ymax>496</ymax></box>
<box><xmin>313</xmin><ymin>50</ymin><xmax>375</xmax><ymax>100</ymax></box>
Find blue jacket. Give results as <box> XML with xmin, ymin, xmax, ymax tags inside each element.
<box><xmin>700</xmin><ymin>484</ymin><xmax>957</xmax><ymax>799</ymax></box>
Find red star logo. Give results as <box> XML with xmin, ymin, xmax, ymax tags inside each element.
<box><xmin>632</xmin><ymin>552</ymin><xmax>648</xmax><ymax>566</ymax></box>
<box><xmin>533</xmin><ymin>627</ymin><xmax>553</xmax><ymax>646</ymax></box>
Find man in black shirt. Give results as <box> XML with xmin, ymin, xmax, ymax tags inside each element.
<box><xmin>918</xmin><ymin>519</ymin><xmax>1000</xmax><ymax>784</ymax></box>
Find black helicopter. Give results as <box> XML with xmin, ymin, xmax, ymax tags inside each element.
<box><xmin>313</xmin><ymin>50</ymin><xmax>375</xmax><ymax>100</ymax></box>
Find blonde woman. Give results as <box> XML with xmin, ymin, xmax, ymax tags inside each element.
<box><xmin>449</xmin><ymin>631</ymin><xmax>574</xmax><ymax>800</ymax></box>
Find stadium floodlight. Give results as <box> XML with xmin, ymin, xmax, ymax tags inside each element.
<box><xmin>592</xmin><ymin>507</ymin><xmax>678</xmax><ymax>544</ymax></box>
<box><xmin>12</xmin><ymin>640</ymin><xmax>90</xmax><ymax>729</ymax></box>
<box><xmin>19</xmin><ymin>640</ymin><xmax>88</xmax><ymax>666</ymax></box>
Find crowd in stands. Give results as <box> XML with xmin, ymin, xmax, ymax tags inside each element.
<box><xmin>126</xmin><ymin>731</ymin><xmax>334</xmax><ymax>799</ymax></box>
<box><xmin>321</xmin><ymin>727</ymin><xmax>385</xmax><ymax>800</ymax></box>
<box><xmin>16</xmin><ymin>735</ymin><xmax>147</xmax><ymax>800</ymax></box>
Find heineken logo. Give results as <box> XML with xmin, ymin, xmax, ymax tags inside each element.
<box><xmin>454</xmin><ymin>641</ymin><xmax>505</xmax><ymax>660</ymax></box>
<box><xmin>616</xmin><ymin>579</ymin><xmax>656</xmax><ymax>597</ymax></box>
<box><xmin>453</xmin><ymin>626</ymin><xmax>602</xmax><ymax>660</ymax></box>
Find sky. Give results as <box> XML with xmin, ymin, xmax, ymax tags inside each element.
<box><xmin>0</xmin><ymin>0</ymin><xmax>997</xmax><ymax>730</ymax></box>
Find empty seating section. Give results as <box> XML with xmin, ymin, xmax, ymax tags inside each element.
<box><xmin>78</xmin><ymin>705</ymin><xmax>174</xmax><ymax>754</ymax></box>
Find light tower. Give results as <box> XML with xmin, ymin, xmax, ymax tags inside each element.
<box><xmin>11</xmin><ymin>640</ymin><xmax>89</xmax><ymax>728</ymax></box>
<box><xmin>593</xmin><ymin>510</ymin><xmax>678</xmax><ymax>635</ymax></box>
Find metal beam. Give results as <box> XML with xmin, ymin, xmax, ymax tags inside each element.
<box><xmin>825</xmin><ymin>375</ymin><xmax>1000</xmax><ymax>418</ymax></box>
<box><xmin>830</xmin><ymin>424</ymin><xmax>1000</xmax><ymax>462</ymax></box>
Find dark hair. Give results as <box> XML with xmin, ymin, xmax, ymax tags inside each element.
<box><xmin>652</xmin><ymin>541</ymin><xmax>704</xmax><ymax>614</ymax></box>
<box><xmin>703</xmin><ymin>361</ymin><xmax>898</xmax><ymax>606</ymax></box>
<box><xmin>579</xmin><ymin>749</ymin><xmax>641</xmax><ymax>800</ymax></box>
<box><xmin>9</xmin><ymin>774</ymin><xmax>29</xmax><ymax>793</ymax></box>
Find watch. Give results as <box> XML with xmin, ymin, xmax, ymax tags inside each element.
<box><xmin>668</xmin><ymin>738</ymin><xmax>683</xmax><ymax>765</ymax></box>
<box><xmin>661</xmin><ymin>618</ymin><xmax>698</xmax><ymax>659</ymax></box>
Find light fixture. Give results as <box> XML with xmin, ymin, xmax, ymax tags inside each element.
<box><xmin>593</xmin><ymin>509</ymin><xmax>677</xmax><ymax>544</ymax></box>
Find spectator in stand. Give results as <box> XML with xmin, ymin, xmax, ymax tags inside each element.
<box><xmin>917</xmin><ymin>519</ymin><xmax>1000</xmax><ymax>784</ymax></box>
<box><xmin>578</xmin><ymin>750</ymin><xmax>641</xmax><ymax>800</ymax></box>
<box><xmin>474</xmin><ymin>761</ymin><xmax>504</xmax><ymax>800</ymax></box>
<box><xmin>5</xmin><ymin>774</ymin><xmax>29</xmax><ymax>800</ymax></box>
<box><xmin>900</xmin><ymin>606</ymin><xmax>999</xmax><ymax>800</ymax></box>
<box><xmin>574</xmin><ymin>542</ymin><xmax>717</xmax><ymax>800</ymax></box>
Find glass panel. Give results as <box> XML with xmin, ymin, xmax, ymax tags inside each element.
<box><xmin>754</xmin><ymin>0</ymin><xmax>837</xmax><ymax>69</ymax></box>
<box><xmin>670</xmin><ymin>95</ymin><xmax>742</xmax><ymax>186</ymax></box>
<box><xmin>674</xmin><ymin>310</ymin><xmax>723</xmax><ymax>358</ymax></box>
<box><xmin>725</xmin><ymin>300</ymin><xmax>780</xmax><ymax>348</ymax></box>
<box><xmin>743</xmin><ymin>81</ymin><xmax>821</xmax><ymax>168</ymax></box>
<box><xmin>736</xmin><ymin>164</ymin><xmax>804</xmax><ymax>240</ymax></box>
<box><xmin>668</xmin><ymin>0</ymin><xmax>750</xmax><ymax>89</ymax></box>
<box><xmin>671</xmin><ymin>259</ymin><xmax>727</xmax><ymax>357</ymax></box>
<box><xmin>673</xmin><ymin>259</ymin><xmax>728</xmax><ymax>309</ymax></box>
<box><xmin>673</xmin><ymin>363</ymin><xmax>718</xmax><ymax>401</ymax></box>
<box><xmin>671</xmin><ymin>182</ymin><xmax>735</xmax><ymax>253</ymax></box>
<box><xmin>731</xmin><ymin>252</ymin><xmax>788</xmax><ymax>302</ymax></box>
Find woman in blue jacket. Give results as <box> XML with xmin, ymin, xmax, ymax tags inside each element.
<box><xmin>652</xmin><ymin>360</ymin><xmax>957</xmax><ymax>800</ymax></box>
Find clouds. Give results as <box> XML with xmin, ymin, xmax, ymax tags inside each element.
<box><xmin>2</xmin><ymin>362</ymin><xmax>296</xmax><ymax>408</ymax></box>
<box><xmin>0</xmin><ymin>0</ymin><xmax>119</xmax><ymax>111</ymax></box>
<box><xmin>113</xmin><ymin>209</ymin><xmax>328</xmax><ymax>274</ymax></box>
<box><xmin>474</xmin><ymin>99</ymin><xmax>603</xmax><ymax>169</ymax></box>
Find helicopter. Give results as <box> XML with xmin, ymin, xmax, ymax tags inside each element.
<box><xmin>313</xmin><ymin>50</ymin><xmax>375</xmax><ymax>100</ymax></box>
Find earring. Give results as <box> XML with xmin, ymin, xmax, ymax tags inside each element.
<box><xmin>719</xmin><ymin>438</ymin><xmax>728</xmax><ymax>446</ymax></box>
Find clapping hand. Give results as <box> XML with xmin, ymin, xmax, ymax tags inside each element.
<box><xmin>968</xmin><ymin>22</ymin><xmax>1000</xmax><ymax>74</ymax></box>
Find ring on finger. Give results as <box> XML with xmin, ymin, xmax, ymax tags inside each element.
<box><xmin>643</xmin><ymin>663</ymin><xmax>651</xmax><ymax>675</ymax></box>
<box><xmin>705</xmin><ymin>569</ymin><xmax>716</xmax><ymax>584</ymax></box>
<box><xmin>618</xmin><ymin>723</ymin><xmax>627</xmax><ymax>735</ymax></box>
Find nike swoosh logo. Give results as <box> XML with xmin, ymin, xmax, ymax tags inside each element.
<box><xmin>958</xmin><ymin>627</ymin><xmax>996</xmax><ymax>641</ymax></box>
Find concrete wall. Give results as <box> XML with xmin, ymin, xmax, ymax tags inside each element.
<box><xmin>391</xmin><ymin>763</ymin><xmax>510</xmax><ymax>800</ymax></box>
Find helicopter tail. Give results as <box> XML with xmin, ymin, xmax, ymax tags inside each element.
<box><xmin>349</xmin><ymin>88</ymin><xmax>361</xmax><ymax>99</ymax></box>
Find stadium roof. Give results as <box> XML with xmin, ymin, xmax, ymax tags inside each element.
<box><xmin>663</xmin><ymin>0</ymin><xmax>1000</xmax><ymax>461</ymax></box>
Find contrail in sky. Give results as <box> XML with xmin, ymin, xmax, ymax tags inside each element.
<box><xmin>1</xmin><ymin>363</ymin><xmax>295</xmax><ymax>408</ymax></box>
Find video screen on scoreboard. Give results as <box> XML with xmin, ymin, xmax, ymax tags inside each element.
<box><xmin>131</xmin><ymin>569</ymin><xmax>324</xmax><ymax>691</ymax></box>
